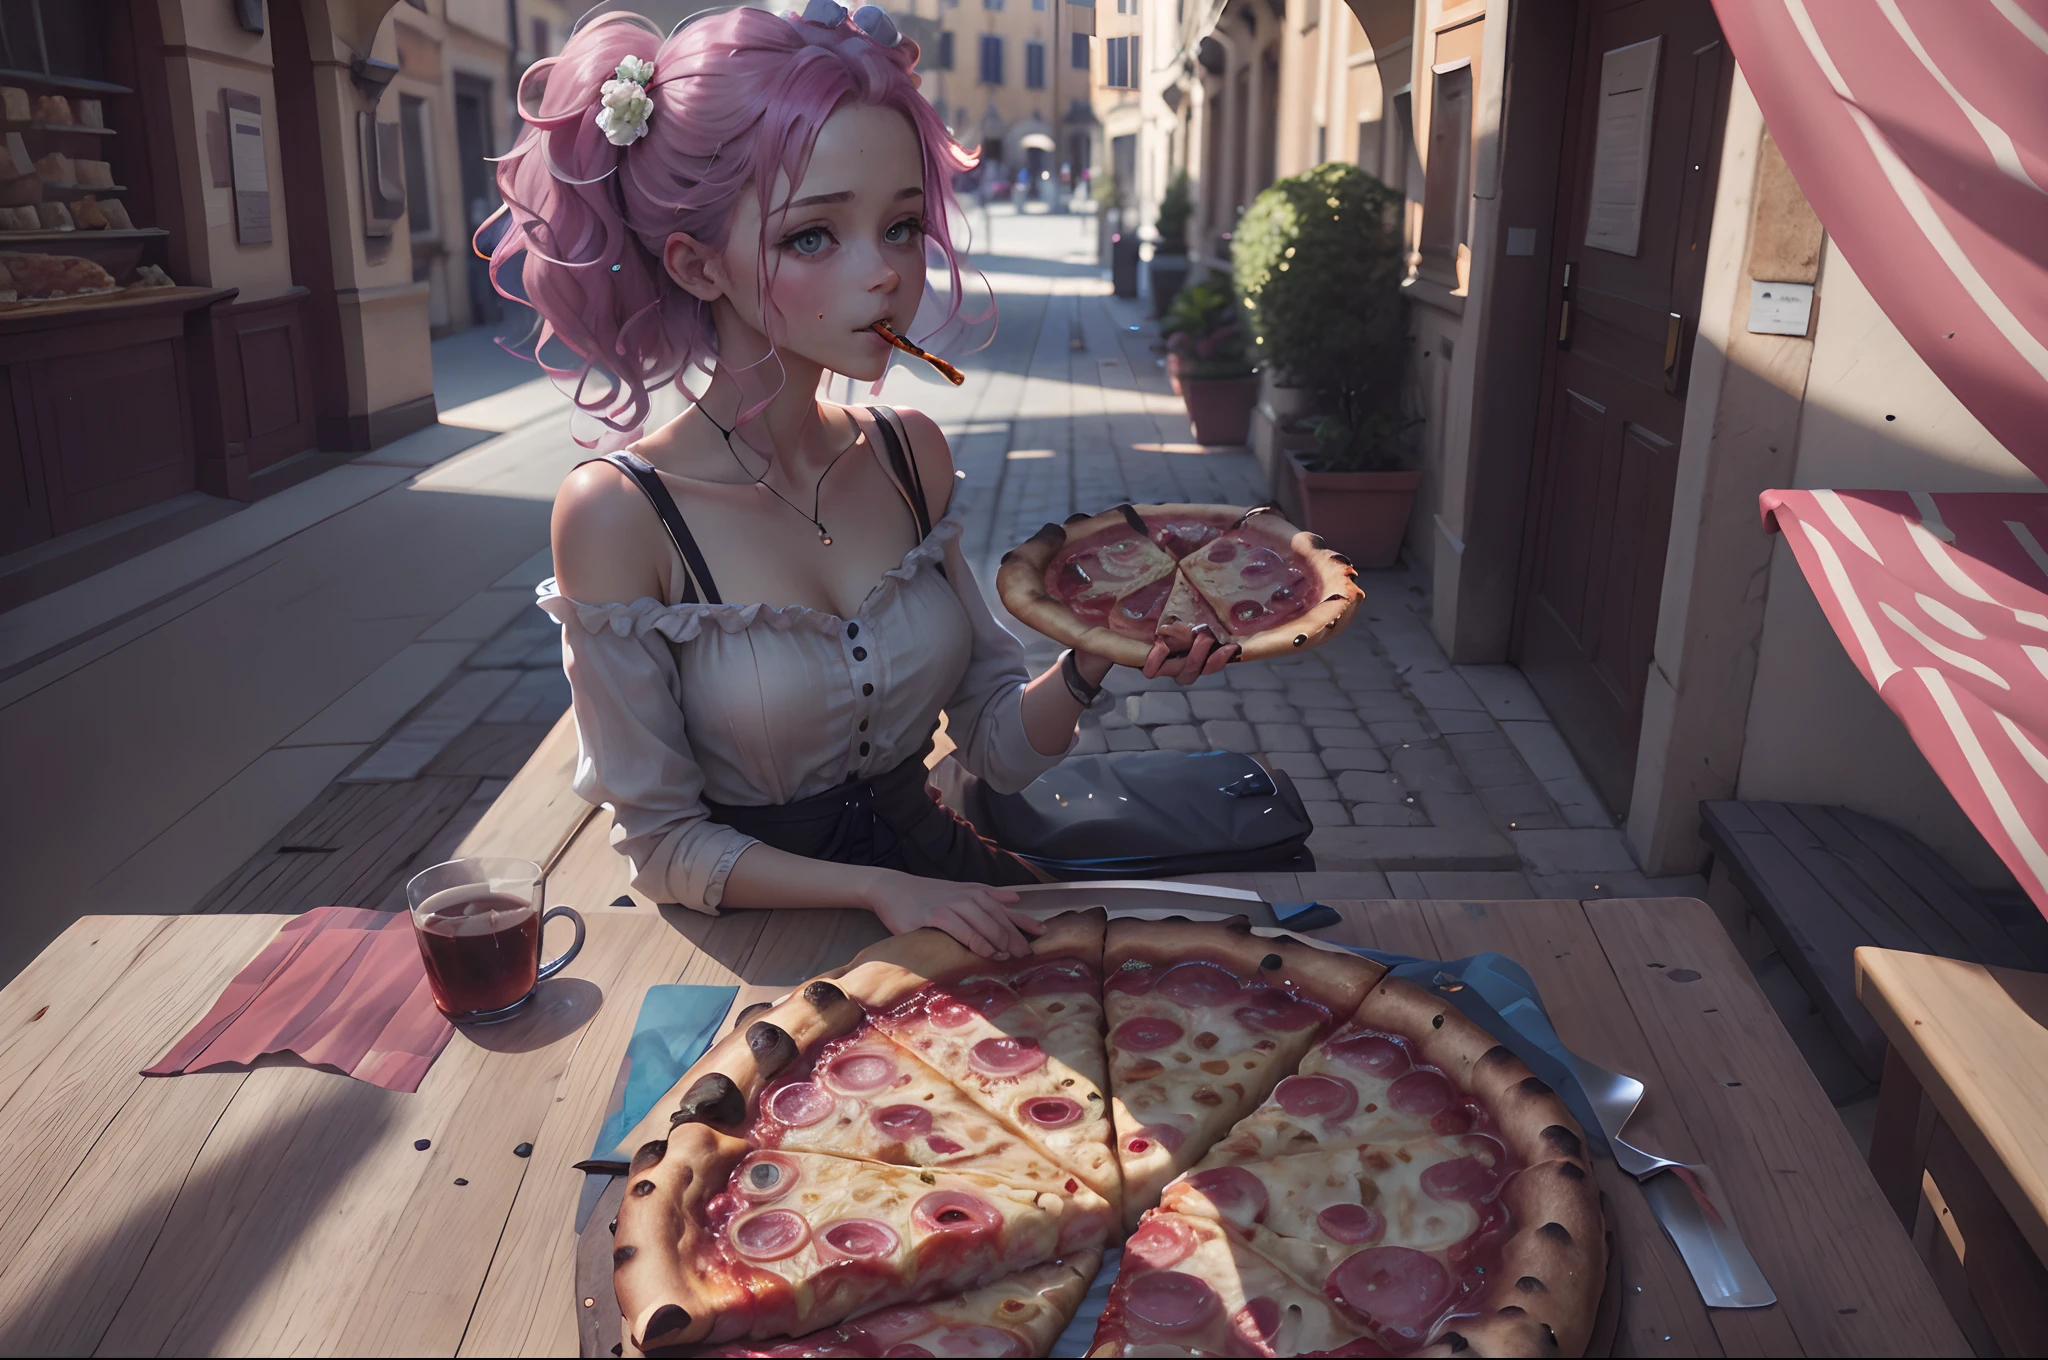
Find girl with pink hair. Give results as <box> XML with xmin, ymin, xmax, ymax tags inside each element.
<box><xmin>499</xmin><ymin>4</ymin><xmax>1235</xmax><ymax>958</ymax></box>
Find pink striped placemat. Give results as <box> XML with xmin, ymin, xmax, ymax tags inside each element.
<box><xmin>145</xmin><ymin>906</ymin><xmax>455</xmax><ymax>1093</ymax></box>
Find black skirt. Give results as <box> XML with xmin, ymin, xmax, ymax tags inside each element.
<box><xmin>701</xmin><ymin>742</ymin><xmax>1039</xmax><ymax>888</ymax></box>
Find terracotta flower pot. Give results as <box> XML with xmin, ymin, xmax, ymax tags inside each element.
<box><xmin>1165</xmin><ymin>351</ymin><xmax>1187</xmax><ymax>396</ymax></box>
<box><xmin>1180</xmin><ymin>375</ymin><xmax>1260</xmax><ymax>446</ymax></box>
<box><xmin>1285</xmin><ymin>450</ymin><xmax>1421</xmax><ymax>570</ymax></box>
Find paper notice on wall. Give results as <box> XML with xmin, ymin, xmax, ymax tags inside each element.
<box><xmin>1583</xmin><ymin>37</ymin><xmax>1661</xmax><ymax>257</ymax></box>
<box><xmin>227</xmin><ymin>105</ymin><xmax>272</xmax><ymax>243</ymax></box>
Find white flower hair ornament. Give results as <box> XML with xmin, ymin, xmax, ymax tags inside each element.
<box><xmin>595</xmin><ymin>55</ymin><xmax>656</xmax><ymax>147</ymax></box>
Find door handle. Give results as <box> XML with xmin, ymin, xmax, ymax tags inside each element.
<box><xmin>1557</xmin><ymin>262</ymin><xmax>1574</xmax><ymax>349</ymax></box>
<box><xmin>1663</xmin><ymin>311</ymin><xmax>1687</xmax><ymax>395</ymax></box>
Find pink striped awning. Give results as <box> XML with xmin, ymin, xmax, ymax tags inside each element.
<box><xmin>1713</xmin><ymin>0</ymin><xmax>2048</xmax><ymax>472</ymax></box>
<box><xmin>1763</xmin><ymin>489</ymin><xmax>2048</xmax><ymax>916</ymax></box>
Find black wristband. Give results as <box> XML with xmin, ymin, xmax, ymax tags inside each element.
<box><xmin>1060</xmin><ymin>648</ymin><xmax>1103</xmax><ymax>706</ymax></box>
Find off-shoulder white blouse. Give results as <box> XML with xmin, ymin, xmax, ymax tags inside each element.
<box><xmin>536</xmin><ymin>517</ymin><xmax>1068</xmax><ymax>913</ymax></box>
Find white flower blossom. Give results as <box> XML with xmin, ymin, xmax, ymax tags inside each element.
<box><xmin>595</xmin><ymin>58</ymin><xmax>655</xmax><ymax>146</ymax></box>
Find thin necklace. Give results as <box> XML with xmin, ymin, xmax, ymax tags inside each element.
<box><xmin>702</xmin><ymin>405</ymin><xmax>860</xmax><ymax>546</ymax></box>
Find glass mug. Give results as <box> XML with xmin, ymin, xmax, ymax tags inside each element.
<box><xmin>405</xmin><ymin>857</ymin><xmax>585</xmax><ymax>1022</ymax></box>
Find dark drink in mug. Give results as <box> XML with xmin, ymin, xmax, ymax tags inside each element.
<box><xmin>405</xmin><ymin>857</ymin><xmax>585</xmax><ymax>1022</ymax></box>
<box><xmin>414</xmin><ymin>888</ymin><xmax>544</xmax><ymax>1016</ymax></box>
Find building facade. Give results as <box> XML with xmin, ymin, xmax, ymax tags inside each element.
<box><xmin>896</xmin><ymin>0</ymin><xmax>1095</xmax><ymax>193</ymax></box>
<box><xmin>1135</xmin><ymin>0</ymin><xmax>2038</xmax><ymax>894</ymax></box>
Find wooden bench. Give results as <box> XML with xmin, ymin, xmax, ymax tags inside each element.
<box><xmin>1699</xmin><ymin>800</ymin><xmax>2048</xmax><ymax>1081</ymax></box>
<box><xmin>1858</xmin><ymin>947</ymin><xmax>2048</xmax><ymax>1357</ymax></box>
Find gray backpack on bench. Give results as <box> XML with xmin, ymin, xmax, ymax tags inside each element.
<box><xmin>932</xmin><ymin>749</ymin><xmax>1316</xmax><ymax>881</ymax></box>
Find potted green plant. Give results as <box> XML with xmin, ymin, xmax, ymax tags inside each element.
<box><xmin>1161</xmin><ymin>278</ymin><xmax>1259</xmax><ymax>445</ymax></box>
<box><xmin>1149</xmin><ymin>170</ymin><xmax>1193</xmax><ymax>319</ymax></box>
<box><xmin>1234</xmin><ymin>163</ymin><xmax>1419</xmax><ymax>568</ymax></box>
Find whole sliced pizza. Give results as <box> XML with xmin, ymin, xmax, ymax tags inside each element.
<box><xmin>997</xmin><ymin>504</ymin><xmax>1365</xmax><ymax>667</ymax></box>
<box><xmin>608</xmin><ymin>911</ymin><xmax>1605</xmax><ymax>1358</ymax></box>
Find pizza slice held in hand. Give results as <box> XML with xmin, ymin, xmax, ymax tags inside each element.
<box><xmin>998</xmin><ymin>502</ymin><xmax>1363</xmax><ymax>668</ymax></box>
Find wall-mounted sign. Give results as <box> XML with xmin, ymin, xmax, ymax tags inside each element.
<box><xmin>1584</xmin><ymin>37</ymin><xmax>1660</xmax><ymax>257</ymax></box>
<box><xmin>222</xmin><ymin>90</ymin><xmax>272</xmax><ymax>244</ymax></box>
<box><xmin>1748</xmin><ymin>280</ymin><xmax>1815</xmax><ymax>336</ymax></box>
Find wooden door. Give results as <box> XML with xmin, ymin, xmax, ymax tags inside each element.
<box><xmin>1512</xmin><ymin>0</ymin><xmax>1730</xmax><ymax>815</ymax></box>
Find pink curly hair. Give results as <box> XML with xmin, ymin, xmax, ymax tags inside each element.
<box><xmin>484</xmin><ymin>6</ymin><xmax>977</xmax><ymax>439</ymax></box>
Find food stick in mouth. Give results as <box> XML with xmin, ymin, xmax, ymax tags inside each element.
<box><xmin>870</xmin><ymin>321</ymin><xmax>965</xmax><ymax>386</ymax></box>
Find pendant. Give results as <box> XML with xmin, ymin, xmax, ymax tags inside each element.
<box><xmin>819</xmin><ymin>531</ymin><xmax>833</xmax><ymax>546</ymax></box>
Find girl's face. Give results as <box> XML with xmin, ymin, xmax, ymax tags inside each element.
<box><xmin>700</xmin><ymin>101</ymin><xmax>929</xmax><ymax>383</ymax></box>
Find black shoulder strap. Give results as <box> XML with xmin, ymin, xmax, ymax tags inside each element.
<box><xmin>866</xmin><ymin>406</ymin><xmax>932</xmax><ymax>543</ymax></box>
<box><xmin>592</xmin><ymin>452</ymin><xmax>722</xmax><ymax>605</ymax></box>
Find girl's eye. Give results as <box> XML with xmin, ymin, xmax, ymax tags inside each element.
<box><xmin>884</xmin><ymin>218</ymin><xmax>924</xmax><ymax>245</ymax></box>
<box><xmin>784</xmin><ymin>227</ymin><xmax>832</xmax><ymax>256</ymax></box>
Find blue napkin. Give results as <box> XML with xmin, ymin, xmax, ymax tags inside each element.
<box><xmin>590</xmin><ymin>983</ymin><xmax>739</xmax><ymax>1163</ymax></box>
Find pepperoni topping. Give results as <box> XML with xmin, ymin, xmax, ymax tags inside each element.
<box><xmin>926</xmin><ymin>1327</ymin><xmax>1029</xmax><ymax>1358</ymax></box>
<box><xmin>820</xmin><ymin>1217</ymin><xmax>900</xmax><ymax>1258</ymax></box>
<box><xmin>1012</xmin><ymin>958</ymin><xmax>1098</xmax><ymax>996</ymax></box>
<box><xmin>1125</xmin><ymin>1271</ymin><xmax>1220</xmax><ymax>1334</ymax></box>
<box><xmin>1387</xmin><ymin>1069</ymin><xmax>1455</xmax><ymax>1117</ymax></box>
<box><xmin>912</xmin><ymin>1190</ymin><xmax>1002</xmax><ymax>1237</ymax></box>
<box><xmin>1419</xmin><ymin>1155</ymin><xmax>1501</xmax><ymax>1202</ymax></box>
<box><xmin>1115</xmin><ymin>575</ymin><xmax>1174</xmax><ymax>625</ymax></box>
<box><xmin>1325</xmin><ymin>1246</ymin><xmax>1454</xmax><ymax>1337</ymax></box>
<box><xmin>1317</xmin><ymin>1202</ymin><xmax>1387</xmax><ymax>1244</ymax></box>
<box><xmin>950</xmin><ymin>979</ymin><xmax>1018</xmax><ymax>1016</ymax></box>
<box><xmin>855</xmin><ymin>1306</ymin><xmax>937</xmax><ymax>1346</ymax></box>
<box><xmin>731</xmin><ymin>1209</ymin><xmax>810</xmax><ymax>1260</ymax></box>
<box><xmin>1156</xmin><ymin>962</ymin><xmax>1241</xmax><ymax>1007</ymax></box>
<box><xmin>871</xmin><ymin>1104</ymin><xmax>933</xmax><ymax>1138</ymax></box>
<box><xmin>1111</xmin><ymin>1015</ymin><xmax>1185</xmax><ymax>1052</ymax></box>
<box><xmin>969</xmin><ymin>1036</ymin><xmax>1046</xmax><ymax>1076</ymax></box>
<box><xmin>1021</xmin><ymin>1096</ymin><xmax>1084</xmax><ymax>1128</ymax></box>
<box><xmin>1231</xmin><ymin>599</ymin><xmax>1272</xmax><ymax>625</ymax></box>
<box><xmin>1125</xmin><ymin>1123</ymin><xmax>1185</xmax><ymax>1155</ymax></box>
<box><xmin>1106</xmin><ymin>964</ymin><xmax>1157</xmax><ymax>996</ymax></box>
<box><xmin>1325</xmin><ymin>1032</ymin><xmax>1411</xmax><ymax>1077</ymax></box>
<box><xmin>1054</xmin><ymin>559</ymin><xmax>1096</xmax><ymax>598</ymax></box>
<box><xmin>1275</xmin><ymin>1073</ymin><xmax>1359</xmax><ymax>1121</ymax></box>
<box><xmin>1431</xmin><ymin>1105</ymin><xmax>1475</xmax><ymax>1136</ymax></box>
<box><xmin>734</xmin><ymin>1152</ymin><xmax>800</xmax><ymax>1201</ymax></box>
<box><xmin>1235</xmin><ymin>988</ymin><xmax>1328</xmax><ymax>1033</ymax></box>
<box><xmin>1204</xmin><ymin>538</ymin><xmax>1240</xmax><ymax>564</ymax></box>
<box><xmin>1233</xmin><ymin>1297</ymin><xmax>1281</xmax><ymax>1348</ymax></box>
<box><xmin>768</xmin><ymin>1081</ymin><xmax>835</xmax><ymax>1128</ymax></box>
<box><xmin>1124</xmin><ymin>1213</ymin><xmax>1199</xmax><ymax>1269</ymax></box>
<box><xmin>1153</xmin><ymin>522</ymin><xmax>1221</xmax><ymax>557</ymax></box>
<box><xmin>1181</xmin><ymin>1165</ymin><xmax>1268</xmax><ymax>1224</ymax></box>
<box><xmin>825</xmin><ymin>1051</ymin><xmax>897</xmax><ymax>1093</ymax></box>
<box><xmin>927</xmin><ymin>1135</ymin><xmax>964</xmax><ymax>1154</ymax></box>
<box><xmin>1240</xmin><ymin>546</ymin><xmax>1286</xmax><ymax>580</ymax></box>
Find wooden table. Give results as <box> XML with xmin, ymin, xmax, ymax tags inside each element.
<box><xmin>0</xmin><ymin>724</ymin><xmax>1966</xmax><ymax>1355</ymax></box>
<box><xmin>1858</xmin><ymin>946</ymin><xmax>2048</xmax><ymax>1354</ymax></box>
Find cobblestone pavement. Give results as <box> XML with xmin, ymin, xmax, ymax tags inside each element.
<box><xmin>60</xmin><ymin>205</ymin><xmax>1693</xmax><ymax>943</ymax></box>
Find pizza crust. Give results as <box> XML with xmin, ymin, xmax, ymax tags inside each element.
<box><xmin>1348</xmin><ymin>978</ymin><xmax>1604</xmax><ymax>1356</ymax></box>
<box><xmin>1104</xmin><ymin>914</ymin><xmax>1385</xmax><ymax>1016</ymax></box>
<box><xmin>997</xmin><ymin>514</ymin><xmax>1160</xmax><ymax>668</ymax></box>
<box><xmin>1217</xmin><ymin>508</ymin><xmax>1367</xmax><ymax>663</ymax></box>
<box><xmin>613</xmin><ymin>1121</ymin><xmax>758</xmax><ymax>1353</ymax></box>
<box><xmin>995</xmin><ymin>503</ymin><xmax>1365</xmax><ymax>668</ymax></box>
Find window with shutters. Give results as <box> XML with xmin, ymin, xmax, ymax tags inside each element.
<box><xmin>1026</xmin><ymin>41</ymin><xmax>1045</xmax><ymax>88</ymax></box>
<box><xmin>936</xmin><ymin>30</ymin><xmax>955</xmax><ymax>69</ymax></box>
<box><xmin>1071</xmin><ymin>32</ymin><xmax>1089</xmax><ymax>70</ymax></box>
<box><xmin>1104</xmin><ymin>35</ymin><xmax>1138</xmax><ymax>89</ymax></box>
<box><xmin>980</xmin><ymin>33</ymin><xmax>1004</xmax><ymax>84</ymax></box>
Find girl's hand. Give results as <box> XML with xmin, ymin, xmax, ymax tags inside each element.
<box><xmin>864</xmin><ymin>872</ymin><xmax>1046</xmax><ymax>959</ymax></box>
<box><xmin>1141</xmin><ymin>629</ymin><xmax>1240</xmax><ymax>686</ymax></box>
